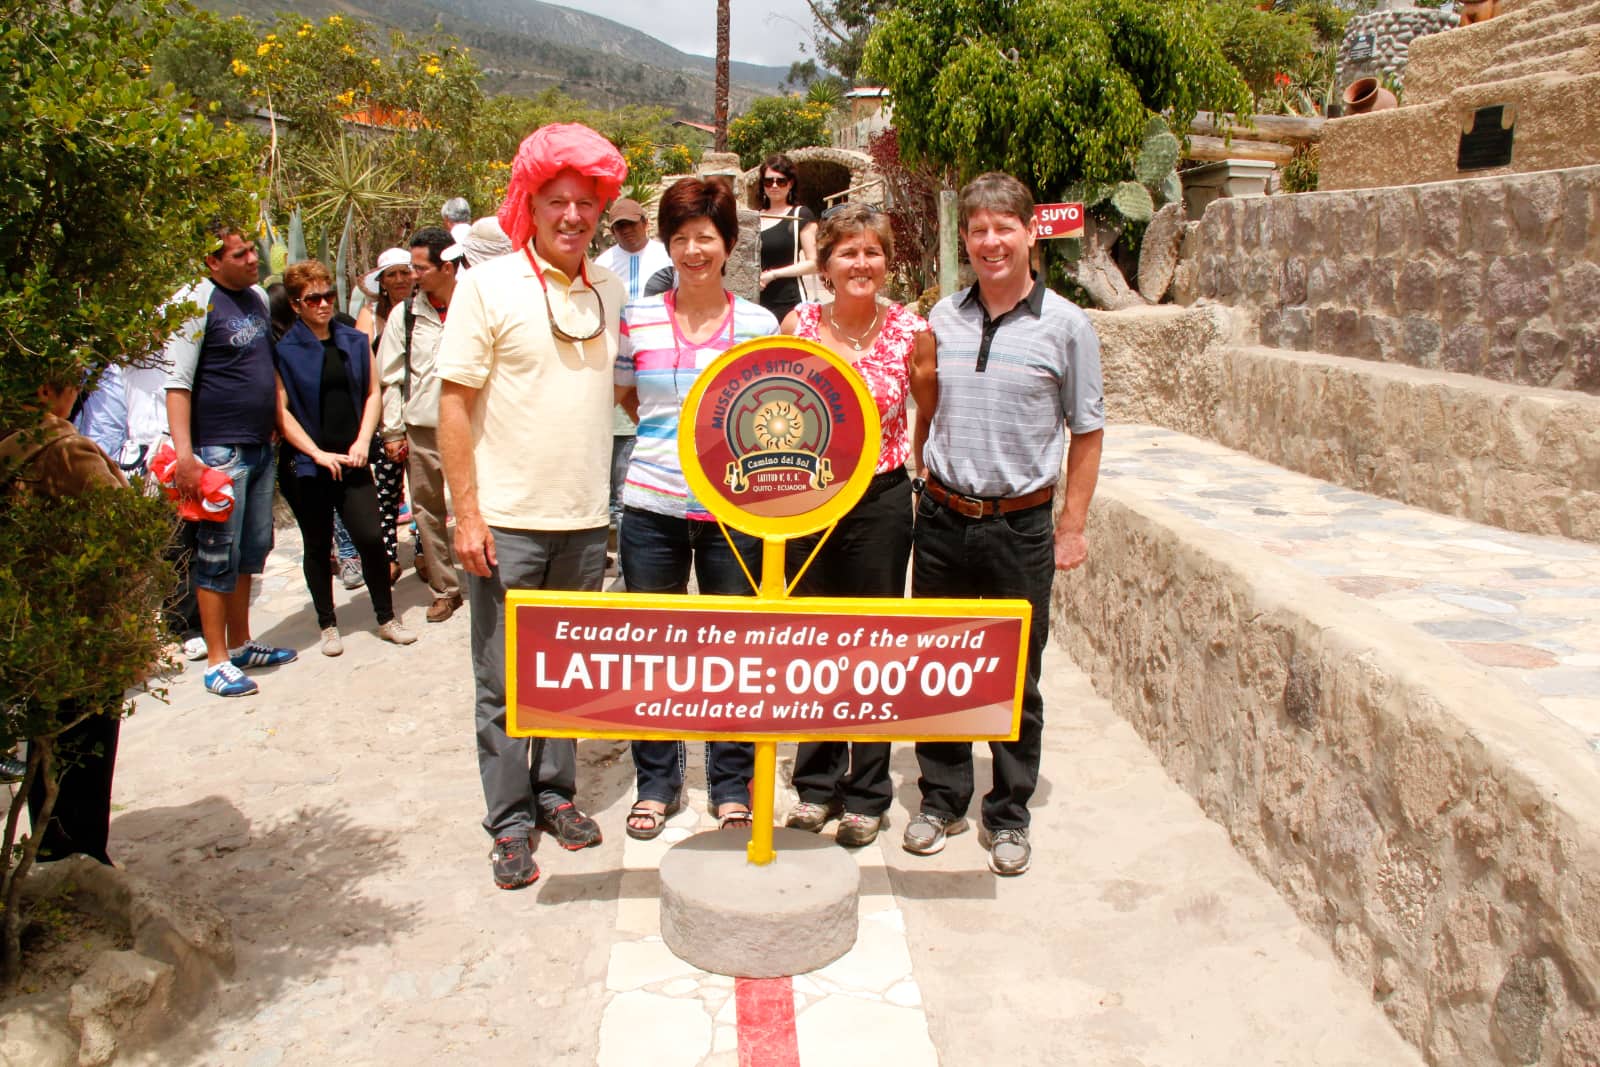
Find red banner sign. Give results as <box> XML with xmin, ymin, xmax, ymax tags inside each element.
<box><xmin>506</xmin><ymin>593</ymin><xmax>1030</xmax><ymax>742</ymax></box>
<box><xmin>1033</xmin><ymin>202</ymin><xmax>1086</xmax><ymax>239</ymax></box>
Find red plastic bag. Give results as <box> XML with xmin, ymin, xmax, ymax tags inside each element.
<box><xmin>147</xmin><ymin>441</ymin><xmax>235</xmax><ymax>522</ymax></box>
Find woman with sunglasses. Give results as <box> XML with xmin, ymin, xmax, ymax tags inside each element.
<box><xmin>355</xmin><ymin>248</ymin><xmax>417</xmax><ymax>583</ymax></box>
<box><xmin>274</xmin><ymin>260</ymin><xmax>417</xmax><ymax>656</ymax></box>
<box><xmin>780</xmin><ymin>204</ymin><xmax>938</xmax><ymax>848</ymax></box>
<box><xmin>756</xmin><ymin>153</ymin><xmax>818</xmax><ymax>325</ymax></box>
<box><xmin>614</xmin><ymin>177</ymin><xmax>779</xmax><ymax>840</ymax></box>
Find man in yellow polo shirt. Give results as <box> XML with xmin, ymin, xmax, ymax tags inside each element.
<box><xmin>436</xmin><ymin>123</ymin><xmax>628</xmax><ymax>890</ymax></box>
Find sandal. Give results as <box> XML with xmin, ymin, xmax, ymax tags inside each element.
<box><xmin>717</xmin><ymin>806</ymin><xmax>754</xmax><ymax>831</ymax></box>
<box><xmin>626</xmin><ymin>799</ymin><xmax>678</xmax><ymax>841</ymax></box>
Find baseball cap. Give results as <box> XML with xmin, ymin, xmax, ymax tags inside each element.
<box><xmin>609</xmin><ymin>198</ymin><xmax>647</xmax><ymax>225</ymax></box>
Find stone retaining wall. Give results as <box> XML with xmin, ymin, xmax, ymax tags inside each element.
<box><xmin>1053</xmin><ymin>489</ymin><xmax>1600</xmax><ymax>1066</ymax></box>
<box><xmin>1172</xmin><ymin>165</ymin><xmax>1600</xmax><ymax>393</ymax></box>
<box><xmin>1087</xmin><ymin>306</ymin><xmax>1600</xmax><ymax>543</ymax></box>
<box><xmin>1334</xmin><ymin>6</ymin><xmax>1457</xmax><ymax>96</ymax></box>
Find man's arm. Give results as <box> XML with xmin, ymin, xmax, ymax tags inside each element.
<box><xmin>909</xmin><ymin>330</ymin><xmax>938</xmax><ymax>479</ymax></box>
<box><xmin>1054</xmin><ymin>428</ymin><xmax>1102</xmax><ymax>571</ymax></box>
<box><xmin>164</xmin><ymin>389</ymin><xmax>203</xmax><ymax>499</ymax></box>
<box><xmin>438</xmin><ymin>380</ymin><xmax>494</xmax><ymax>576</ymax></box>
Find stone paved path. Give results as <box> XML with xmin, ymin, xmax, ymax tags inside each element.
<box><xmin>1104</xmin><ymin>424</ymin><xmax>1600</xmax><ymax>757</ymax></box>
<box><xmin>110</xmin><ymin>523</ymin><xmax>1420</xmax><ymax>1065</ymax></box>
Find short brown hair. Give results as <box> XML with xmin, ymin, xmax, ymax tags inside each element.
<box><xmin>817</xmin><ymin>205</ymin><xmax>895</xmax><ymax>273</ymax></box>
<box><xmin>283</xmin><ymin>259</ymin><xmax>333</xmax><ymax>300</ymax></box>
<box><xmin>958</xmin><ymin>172</ymin><xmax>1034</xmax><ymax>230</ymax></box>
<box><xmin>657</xmin><ymin>177</ymin><xmax>739</xmax><ymax>253</ymax></box>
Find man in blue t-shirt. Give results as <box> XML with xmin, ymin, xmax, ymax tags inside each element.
<box><xmin>164</xmin><ymin>225</ymin><xmax>297</xmax><ymax>698</ymax></box>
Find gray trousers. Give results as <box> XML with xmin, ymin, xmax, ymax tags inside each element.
<box><xmin>470</xmin><ymin>524</ymin><xmax>608</xmax><ymax>837</ymax></box>
<box><xmin>405</xmin><ymin>426</ymin><xmax>461</xmax><ymax>601</ymax></box>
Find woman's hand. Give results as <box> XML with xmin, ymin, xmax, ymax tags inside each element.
<box><xmin>314</xmin><ymin>450</ymin><xmax>345</xmax><ymax>480</ymax></box>
<box><xmin>759</xmin><ymin>269</ymin><xmax>777</xmax><ymax>289</ymax></box>
<box><xmin>346</xmin><ymin>437</ymin><xmax>371</xmax><ymax>468</ymax></box>
<box><xmin>383</xmin><ymin>437</ymin><xmax>408</xmax><ymax>463</ymax></box>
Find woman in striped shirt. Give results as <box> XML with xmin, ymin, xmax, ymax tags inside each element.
<box><xmin>614</xmin><ymin>177</ymin><xmax>780</xmax><ymax>839</ymax></box>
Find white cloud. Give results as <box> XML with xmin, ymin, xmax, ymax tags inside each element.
<box><xmin>550</xmin><ymin>0</ymin><xmax>816</xmax><ymax>69</ymax></box>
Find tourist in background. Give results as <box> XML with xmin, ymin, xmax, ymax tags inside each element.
<box><xmin>274</xmin><ymin>260</ymin><xmax>416</xmax><ymax>656</ymax></box>
<box><xmin>756</xmin><ymin>153</ymin><xmax>817</xmax><ymax>325</ymax></box>
<box><xmin>781</xmin><ymin>204</ymin><xmax>937</xmax><ymax>847</ymax></box>
<box><xmin>355</xmin><ymin>247</ymin><xmax>416</xmax><ymax>583</ymax></box>
<box><xmin>614</xmin><ymin>176</ymin><xmax>778</xmax><ymax>840</ymax></box>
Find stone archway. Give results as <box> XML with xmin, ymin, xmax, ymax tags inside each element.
<box><xmin>739</xmin><ymin>147</ymin><xmax>881</xmax><ymax>218</ymax></box>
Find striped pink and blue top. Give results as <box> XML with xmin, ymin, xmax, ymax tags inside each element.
<box><xmin>615</xmin><ymin>291</ymin><xmax>779</xmax><ymax>520</ymax></box>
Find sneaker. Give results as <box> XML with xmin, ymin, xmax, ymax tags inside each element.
<box><xmin>785</xmin><ymin>800</ymin><xmax>842</xmax><ymax>833</ymax></box>
<box><xmin>537</xmin><ymin>801</ymin><xmax>602</xmax><ymax>851</ymax></box>
<box><xmin>378</xmin><ymin>619</ymin><xmax>417</xmax><ymax>646</ymax></box>
<box><xmin>0</xmin><ymin>752</ymin><xmax>26</xmax><ymax>783</ymax></box>
<box><xmin>229</xmin><ymin>640</ymin><xmax>298</xmax><ymax>669</ymax></box>
<box><xmin>835</xmin><ymin>812</ymin><xmax>883</xmax><ymax>848</ymax></box>
<box><xmin>902</xmin><ymin>811</ymin><xmax>968</xmax><ymax>856</ymax></box>
<box><xmin>339</xmin><ymin>556</ymin><xmax>365</xmax><ymax>590</ymax></box>
<box><xmin>203</xmin><ymin>662</ymin><xmax>258</xmax><ymax>698</ymax></box>
<box><xmin>426</xmin><ymin>594</ymin><xmax>462</xmax><ymax>623</ymax></box>
<box><xmin>490</xmin><ymin>835</ymin><xmax>539</xmax><ymax>890</ymax></box>
<box><xmin>181</xmin><ymin>636</ymin><xmax>208</xmax><ymax>661</ymax></box>
<box><xmin>320</xmin><ymin>627</ymin><xmax>344</xmax><ymax>657</ymax></box>
<box><xmin>979</xmin><ymin>826</ymin><xmax>1032</xmax><ymax>876</ymax></box>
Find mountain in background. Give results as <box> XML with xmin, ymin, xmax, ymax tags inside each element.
<box><xmin>196</xmin><ymin>0</ymin><xmax>793</xmax><ymax>119</ymax></box>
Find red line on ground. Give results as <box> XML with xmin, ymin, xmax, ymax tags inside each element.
<box><xmin>736</xmin><ymin>976</ymin><xmax>801</xmax><ymax>1067</ymax></box>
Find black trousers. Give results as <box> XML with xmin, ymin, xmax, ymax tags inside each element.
<box><xmin>784</xmin><ymin>469</ymin><xmax>912</xmax><ymax>817</ymax></box>
<box><xmin>910</xmin><ymin>491</ymin><xmax>1053</xmax><ymax>831</ymax></box>
<box><xmin>28</xmin><ymin>702</ymin><xmax>120</xmax><ymax>865</ymax></box>
<box><xmin>287</xmin><ymin>469</ymin><xmax>393</xmax><ymax>628</ymax></box>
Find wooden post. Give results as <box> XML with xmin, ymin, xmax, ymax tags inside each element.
<box><xmin>938</xmin><ymin>190</ymin><xmax>959</xmax><ymax>298</ymax></box>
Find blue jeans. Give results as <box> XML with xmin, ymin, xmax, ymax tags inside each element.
<box><xmin>620</xmin><ymin>507</ymin><xmax>762</xmax><ymax>808</ymax></box>
<box><xmin>193</xmin><ymin>442</ymin><xmax>276</xmax><ymax>595</ymax></box>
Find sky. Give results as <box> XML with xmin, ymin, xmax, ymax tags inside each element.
<box><xmin>549</xmin><ymin>0</ymin><xmax>818</xmax><ymax>69</ymax></box>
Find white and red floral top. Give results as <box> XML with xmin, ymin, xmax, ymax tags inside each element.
<box><xmin>792</xmin><ymin>301</ymin><xmax>927</xmax><ymax>473</ymax></box>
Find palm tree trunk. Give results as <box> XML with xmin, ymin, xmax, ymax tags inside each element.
<box><xmin>715</xmin><ymin>0</ymin><xmax>730</xmax><ymax>152</ymax></box>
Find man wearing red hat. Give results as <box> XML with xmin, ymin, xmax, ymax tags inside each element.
<box><xmin>436</xmin><ymin>123</ymin><xmax>628</xmax><ymax>890</ymax></box>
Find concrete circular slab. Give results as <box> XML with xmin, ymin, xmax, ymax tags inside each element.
<box><xmin>659</xmin><ymin>828</ymin><xmax>860</xmax><ymax>978</ymax></box>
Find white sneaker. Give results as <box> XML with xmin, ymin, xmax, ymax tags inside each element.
<box><xmin>339</xmin><ymin>556</ymin><xmax>365</xmax><ymax>590</ymax></box>
<box><xmin>320</xmin><ymin>626</ymin><xmax>344</xmax><ymax>657</ymax></box>
<box><xmin>182</xmin><ymin>636</ymin><xmax>208</xmax><ymax>661</ymax></box>
<box><xmin>378</xmin><ymin>619</ymin><xmax>417</xmax><ymax>646</ymax></box>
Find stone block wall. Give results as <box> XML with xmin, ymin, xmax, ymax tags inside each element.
<box><xmin>1335</xmin><ymin>6</ymin><xmax>1458</xmax><ymax>96</ymax></box>
<box><xmin>1053</xmin><ymin>491</ymin><xmax>1600</xmax><ymax>1066</ymax></box>
<box><xmin>1173</xmin><ymin>165</ymin><xmax>1600</xmax><ymax>393</ymax></box>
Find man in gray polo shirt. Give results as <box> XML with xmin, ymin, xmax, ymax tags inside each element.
<box><xmin>903</xmin><ymin>171</ymin><xmax>1104</xmax><ymax>876</ymax></box>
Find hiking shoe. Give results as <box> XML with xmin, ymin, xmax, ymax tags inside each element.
<box><xmin>979</xmin><ymin>826</ymin><xmax>1032</xmax><ymax>876</ymax></box>
<box><xmin>835</xmin><ymin>812</ymin><xmax>883</xmax><ymax>848</ymax></box>
<box><xmin>785</xmin><ymin>800</ymin><xmax>842</xmax><ymax>833</ymax></box>
<box><xmin>339</xmin><ymin>556</ymin><xmax>365</xmax><ymax>589</ymax></box>
<box><xmin>426</xmin><ymin>594</ymin><xmax>462</xmax><ymax>623</ymax></box>
<box><xmin>538</xmin><ymin>801</ymin><xmax>602</xmax><ymax>850</ymax></box>
<box><xmin>378</xmin><ymin>619</ymin><xmax>417</xmax><ymax>646</ymax></box>
<box><xmin>203</xmin><ymin>662</ymin><xmax>258</xmax><ymax>698</ymax></box>
<box><xmin>902</xmin><ymin>811</ymin><xmax>968</xmax><ymax>856</ymax></box>
<box><xmin>490</xmin><ymin>835</ymin><xmax>539</xmax><ymax>890</ymax></box>
<box><xmin>320</xmin><ymin>627</ymin><xmax>344</xmax><ymax>657</ymax></box>
<box><xmin>229</xmin><ymin>641</ymin><xmax>297</xmax><ymax>669</ymax></box>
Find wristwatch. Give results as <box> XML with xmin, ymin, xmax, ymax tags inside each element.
<box><xmin>911</xmin><ymin>476</ymin><xmax>926</xmax><ymax>497</ymax></box>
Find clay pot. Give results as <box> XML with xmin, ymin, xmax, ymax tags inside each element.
<box><xmin>1459</xmin><ymin>0</ymin><xmax>1497</xmax><ymax>25</ymax></box>
<box><xmin>1342</xmin><ymin>77</ymin><xmax>1399</xmax><ymax>115</ymax></box>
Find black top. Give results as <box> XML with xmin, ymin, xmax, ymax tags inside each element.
<box><xmin>758</xmin><ymin>205</ymin><xmax>816</xmax><ymax>318</ymax></box>
<box><xmin>317</xmin><ymin>336</ymin><xmax>359</xmax><ymax>453</ymax></box>
<box><xmin>192</xmin><ymin>285</ymin><xmax>277</xmax><ymax>447</ymax></box>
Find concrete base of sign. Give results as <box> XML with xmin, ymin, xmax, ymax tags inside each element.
<box><xmin>659</xmin><ymin>827</ymin><xmax>860</xmax><ymax>978</ymax></box>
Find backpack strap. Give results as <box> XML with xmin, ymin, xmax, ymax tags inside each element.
<box><xmin>402</xmin><ymin>299</ymin><xmax>418</xmax><ymax>403</ymax></box>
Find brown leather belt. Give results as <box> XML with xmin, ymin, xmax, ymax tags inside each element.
<box><xmin>922</xmin><ymin>476</ymin><xmax>1053</xmax><ymax>519</ymax></box>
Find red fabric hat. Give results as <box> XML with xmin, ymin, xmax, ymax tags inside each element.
<box><xmin>497</xmin><ymin>123</ymin><xmax>628</xmax><ymax>253</ymax></box>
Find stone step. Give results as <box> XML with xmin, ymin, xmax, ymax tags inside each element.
<box><xmin>1403</xmin><ymin>0</ymin><xmax>1600</xmax><ymax>103</ymax></box>
<box><xmin>1480</xmin><ymin>43</ymin><xmax>1600</xmax><ymax>83</ymax></box>
<box><xmin>1091</xmin><ymin>308</ymin><xmax>1600</xmax><ymax>544</ymax></box>
<box><xmin>1055</xmin><ymin>423</ymin><xmax>1600</xmax><ymax>1066</ymax></box>
<box><xmin>1490</xmin><ymin>20</ymin><xmax>1600</xmax><ymax>67</ymax></box>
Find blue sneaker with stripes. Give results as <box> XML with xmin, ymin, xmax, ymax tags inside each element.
<box><xmin>203</xmin><ymin>662</ymin><xmax>258</xmax><ymax>697</ymax></box>
<box><xmin>229</xmin><ymin>640</ymin><xmax>297</xmax><ymax>669</ymax></box>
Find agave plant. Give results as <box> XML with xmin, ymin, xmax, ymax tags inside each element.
<box><xmin>292</xmin><ymin>135</ymin><xmax>411</xmax><ymax>308</ymax></box>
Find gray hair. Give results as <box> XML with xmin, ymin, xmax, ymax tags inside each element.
<box><xmin>957</xmin><ymin>172</ymin><xmax>1033</xmax><ymax>231</ymax></box>
<box><xmin>440</xmin><ymin>197</ymin><xmax>471</xmax><ymax>224</ymax></box>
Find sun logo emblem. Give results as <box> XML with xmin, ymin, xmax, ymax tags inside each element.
<box><xmin>753</xmin><ymin>401</ymin><xmax>805</xmax><ymax>450</ymax></box>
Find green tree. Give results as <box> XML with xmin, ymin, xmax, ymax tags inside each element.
<box><xmin>1203</xmin><ymin>0</ymin><xmax>1318</xmax><ymax>97</ymax></box>
<box><xmin>727</xmin><ymin>96</ymin><xmax>834</xmax><ymax>169</ymax></box>
<box><xmin>806</xmin><ymin>0</ymin><xmax>895</xmax><ymax>84</ymax></box>
<box><xmin>0</xmin><ymin>0</ymin><xmax>259</xmax><ymax>990</ymax></box>
<box><xmin>862</xmin><ymin>0</ymin><xmax>1250</xmax><ymax>307</ymax></box>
